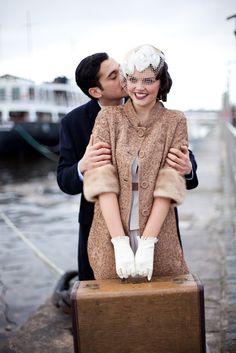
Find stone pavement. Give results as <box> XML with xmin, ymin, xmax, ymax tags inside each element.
<box><xmin>1</xmin><ymin>121</ymin><xmax>236</xmax><ymax>353</ymax></box>
<box><xmin>179</xmin><ymin>121</ymin><xmax>236</xmax><ymax>352</ymax></box>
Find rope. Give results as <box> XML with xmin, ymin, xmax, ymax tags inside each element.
<box><xmin>0</xmin><ymin>211</ymin><xmax>64</xmax><ymax>278</ymax></box>
<box><xmin>14</xmin><ymin>124</ymin><xmax>59</xmax><ymax>162</ymax></box>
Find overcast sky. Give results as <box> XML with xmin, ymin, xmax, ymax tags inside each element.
<box><xmin>0</xmin><ymin>0</ymin><xmax>235</xmax><ymax>110</ymax></box>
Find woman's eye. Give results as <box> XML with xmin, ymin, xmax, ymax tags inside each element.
<box><xmin>144</xmin><ymin>78</ymin><xmax>155</xmax><ymax>85</ymax></box>
<box><xmin>128</xmin><ymin>77</ymin><xmax>137</xmax><ymax>83</ymax></box>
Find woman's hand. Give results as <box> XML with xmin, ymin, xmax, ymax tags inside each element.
<box><xmin>111</xmin><ymin>236</ymin><xmax>136</xmax><ymax>279</ymax></box>
<box><xmin>135</xmin><ymin>237</ymin><xmax>158</xmax><ymax>281</ymax></box>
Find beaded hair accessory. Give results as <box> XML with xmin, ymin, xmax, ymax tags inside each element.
<box><xmin>120</xmin><ymin>44</ymin><xmax>165</xmax><ymax>86</ymax></box>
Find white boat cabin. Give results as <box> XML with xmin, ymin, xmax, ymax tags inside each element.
<box><xmin>0</xmin><ymin>74</ymin><xmax>88</xmax><ymax>124</ymax></box>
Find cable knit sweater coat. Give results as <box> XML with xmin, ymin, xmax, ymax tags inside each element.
<box><xmin>84</xmin><ymin>99</ymin><xmax>189</xmax><ymax>279</ymax></box>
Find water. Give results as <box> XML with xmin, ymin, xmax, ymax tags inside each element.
<box><xmin>0</xmin><ymin>157</ymin><xmax>79</xmax><ymax>341</ymax></box>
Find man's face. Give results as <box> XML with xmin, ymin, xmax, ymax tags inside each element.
<box><xmin>98</xmin><ymin>58</ymin><xmax>126</xmax><ymax>105</ymax></box>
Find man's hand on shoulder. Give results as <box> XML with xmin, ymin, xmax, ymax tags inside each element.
<box><xmin>79</xmin><ymin>135</ymin><xmax>112</xmax><ymax>174</ymax></box>
<box><xmin>166</xmin><ymin>145</ymin><xmax>192</xmax><ymax>176</ymax></box>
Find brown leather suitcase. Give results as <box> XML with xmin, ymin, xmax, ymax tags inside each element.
<box><xmin>71</xmin><ymin>273</ymin><xmax>206</xmax><ymax>353</ymax></box>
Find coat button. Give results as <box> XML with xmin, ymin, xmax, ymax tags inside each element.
<box><xmin>139</xmin><ymin>151</ymin><xmax>145</xmax><ymax>158</ymax></box>
<box><xmin>137</xmin><ymin>128</ymin><xmax>145</xmax><ymax>137</ymax></box>
<box><xmin>142</xmin><ymin>208</ymin><xmax>149</xmax><ymax>216</ymax></box>
<box><xmin>141</xmin><ymin>181</ymin><xmax>149</xmax><ymax>189</ymax></box>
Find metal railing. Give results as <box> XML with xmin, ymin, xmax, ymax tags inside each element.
<box><xmin>224</xmin><ymin>122</ymin><xmax>236</xmax><ymax>196</ymax></box>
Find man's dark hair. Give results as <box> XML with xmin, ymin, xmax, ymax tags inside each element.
<box><xmin>156</xmin><ymin>62</ymin><xmax>172</xmax><ymax>102</ymax></box>
<box><xmin>75</xmin><ymin>52</ymin><xmax>109</xmax><ymax>99</ymax></box>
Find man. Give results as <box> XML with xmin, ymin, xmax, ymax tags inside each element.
<box><xmin>57</xmin><ymin>52</ymin><xmax>198</xmax><ymax>281</ymax></box>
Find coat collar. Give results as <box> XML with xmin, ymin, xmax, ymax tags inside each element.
<box><xmin>123</xmin><ymin>99</ymin><xmax>165</xmax><ymax>129</ymax></box>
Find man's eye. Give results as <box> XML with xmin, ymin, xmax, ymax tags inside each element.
<box><xmin>110</xmin><ymin>74</ymin><xmax>117</xmax><ymax>80</ymax></box>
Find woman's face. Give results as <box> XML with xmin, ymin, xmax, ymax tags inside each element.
<box><xmin>126</xmin><ymin>67</ymin><xmax>160</xmax><ymax>109</ymax></box>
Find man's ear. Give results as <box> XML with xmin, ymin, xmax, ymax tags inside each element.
<box><xmin>88</xmin><ymin>87</ymin><xmax>102</xmax><ymax>99</ymax></box>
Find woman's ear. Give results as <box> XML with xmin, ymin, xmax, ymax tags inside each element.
<box><xmin>88</xmin><ymin>87</ymin><xmax>102</xmax><ymax>99</ymax></box>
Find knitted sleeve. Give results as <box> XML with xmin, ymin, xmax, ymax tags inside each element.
<box><xmin>154</xmin><ymin>112</ymin><xmax>188</xmax><ymax>206</ymax></box>
<box><xmin>83</xmin><ymin>107</ymin><xmax>119</xmax><ymax>202</ymax></box>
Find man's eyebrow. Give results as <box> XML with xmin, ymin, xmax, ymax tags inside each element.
<box><xmin>107</xmin><ymin>69</ymin><xmax>118</xmax><ymax>78</ymax></box>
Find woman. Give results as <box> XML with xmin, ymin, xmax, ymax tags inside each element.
<box><xmin>84</xmin><ymin>44</ymin><xmax>189</xmax><ymax>281</ymax></box>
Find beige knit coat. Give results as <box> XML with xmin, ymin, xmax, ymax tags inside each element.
<box><xmin>84</xmin><ymin>99</ymin><xmax>189</xmax><ymax>279</ymax></box>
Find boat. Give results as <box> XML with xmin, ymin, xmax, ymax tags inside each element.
<box><xmin>0</xmin><ymin>74</ymin><xmax>88</xmax><ymax>159</ymax></box>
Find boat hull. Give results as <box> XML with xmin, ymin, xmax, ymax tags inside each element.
<box><xmin>0</xmin><ymin>122</ymin><xmax>60</xmax><ymax>158</ymax></box>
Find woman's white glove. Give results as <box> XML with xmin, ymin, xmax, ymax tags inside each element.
<box><xmin>135</xmin><ymin>237</ymin><xmax>158</xmax><ymax>281</ymax></box>
<box><xmin>111</xmin><ymin>236</ymin><xmax>136</xmax><ymax>279</ymax></box>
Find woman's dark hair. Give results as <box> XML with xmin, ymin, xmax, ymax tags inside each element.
<box><xmin>75</xmin><ymin>52</ymin><xmax>109</xmax><ymax>99</ymax></box>
<box><xmin>156</xmin><ymin>62</ymin><xmax>172</xmax><ymax>102</ymax></box>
